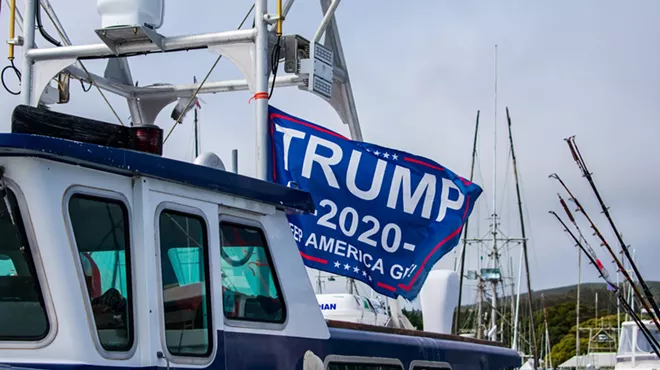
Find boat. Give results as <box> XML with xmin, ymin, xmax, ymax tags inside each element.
<box><xmin>0</xmin><ymin>0</ymin><xmax>522</xmax><ymax>369</ymax></box>
<box><xmin>615</xmin><ymin>320</ymin><xmax>660</xmax><ymax>370</ymax></box>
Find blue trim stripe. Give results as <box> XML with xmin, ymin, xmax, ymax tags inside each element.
<box><xmin>0</xmin><ymin>133</ymin><xmax>315</xmax><ymax>213</ymax></box>
<box><xmin>3</xmin><ymin>329</ymin><xmax>521</xmax><ymax>370</ymax></box>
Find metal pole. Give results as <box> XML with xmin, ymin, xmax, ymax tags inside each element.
<box><xmin>313</xmin><ymin>0</ymin><xmax>341</xmax><ymax>43</ymax></box>
<box><xmin>21</xmin><ymin>0</ymin><xmax>37</xmax><ymax>105</ymax></box>
<box><xmin>27</xmin><ymin>29</ymin><xmax>256</xmax><ymax>61</ymax></box>
<box><xmin>506</xmin><ymin>107</ymin><xmax>538</xmax><ymax>369</ymax></box>
<box><xmin>512</xmin><ymin>247</ymin><xmax>523</xmax><ymax>351</ymax></box>
<box><xmin>617</xmin><ymin>271</ymin><xmax>621</xmax><ymax>339</ymax></box>
<box><xmin>193</xmin><ymin>76</ymin><xmax>200</xmax><ymax>158</ymax></box>
<box><xmin>541</xmin><ymin>294</ymin><xmax>552</xmax><ymax>369</ymax></box>
<box><xmin>232</xmin><ymin>149</ymin><xmax>239</xmax><ymax>174</ymax></box>
<box><xmin>577</xmin><ymin>235</ymin><xmax>582</xmax><ymax>370</ymax></box>
<box><xmin>254</xmin><ymin>0</ymin><xmax>270</xmax><ymax>180</ymax></box>
<box><xmin>490</xmin><ymin>281</ymin><xmax>498</xmax><ymax>341</ymax></box>
<box><xmin>455</xmin><ymin>110</ymin><xmax>480</xmax><ymax>334</ymax></box>
<box><xmin>477</xmin><ymin>278</ymin><xmax>484</xmax><ymax>339</ymax></box>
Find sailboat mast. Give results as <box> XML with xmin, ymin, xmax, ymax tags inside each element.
<box><xmin>506</xmin><ymin>107</ymin><xmax>539</xmax><ymax>369</ymax></box>
<box><xmin>489</xmin><ymin>44</ymin><xmax>500</xmax><ymax>343</ymax></box>
<box><xmin>455</xmin><ymin>110</ymin><xmax>480</xmax><ymax>334</ymax></box>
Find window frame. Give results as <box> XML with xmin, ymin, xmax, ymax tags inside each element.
<box><xmin>218</xmin><ymin>214</ymin><xmax>288</xmax><ymax>331</ymax></box>
<box><xmin>324</xmin><ymin>355</ymin><xmax>404</xmax><ymax>370</ymax></box>
<box><xmin>154</xmin><ymin>202</ymin><xmax>215</xmax><ymax>364</ymax></box>
<box><xmin>63</xmin><ymin>187</ymin><xmax>136</xmax><ymax>359</ymax></box>
<box><xmin>0</xmin><ymin>179</ymin><xmax>56</xmax><ymax>349</ymax></box>
<box><xmin>409</xmin><ymin>360</ymin><xmax>452</xmax><ymax>370</ymax></box>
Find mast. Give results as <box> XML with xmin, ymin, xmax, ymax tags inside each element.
<box><xmin>576</xmin><ymin>234</ymin><xmax>581</xmax><ymax>369</ymax></box>
<box><xmin>506</xmin><ymin>107</ymin><xmax>539</xmax><ymax>369</ymax></box>
<box><xmin>541</xmin><ymin>294</ymin><xmax>553</xmax><ymax>369</ymax></box>
<box><xmin>477</xmin><ymin>277</ymin><xmax>484</xmax><ymax>339</ymax></box>
<box><xmin>512</xmin><ymin>247</ymin><xmax>523</xmax><ymax>351</ymax></box>
<box><xmin>488</xmin><ymin>44</ymin><xmax>500</xmax><ymax>343</ymax></box>
<box><xmin>455</xmin><ymin>110</ymin><xmax>480</xmax><ymax>334</ymax></box>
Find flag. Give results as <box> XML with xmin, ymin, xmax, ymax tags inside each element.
<box><xmin>267</xmin><ymin>106</ymin><xmax>482</xmax><ymax>300</ymax></box>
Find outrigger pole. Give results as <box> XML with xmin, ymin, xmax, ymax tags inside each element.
<box><xmin>550</xmin><ymin>173</ymin><xmax>660</xmax><ymax>332</ymax></box>
<box><xmin>454</xmin><ymin>110</ymin><xmax>480</xmax><ymax>334</ymax></box>
<box><xmin>506</xmin><ymin>108</ymin><xmax>538</xmax><ymax>369</ymax></box>
<box><xmin>564</xmin><ymin>136</ymin><xmax>660</xmax><ymax>322</ymax></box>
<box><xmin>550</xmin><ymin>210</ymin><xmax>660</xmax><ymax>358</ymax></box>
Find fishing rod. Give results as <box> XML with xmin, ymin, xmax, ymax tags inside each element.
<box><xmin>565</xmin><ymin>136</ymin><xmax>660</xmax><ymax>322</ymax></box>
<box><xmin>550</xmin><ymin>210</ymin><xmax>660</xmax><ymax>357</ymax></box>
<box><xmin>557</xmin><ymin>193</ymin><xmax>615</xmax><ymax>287</ymax></box>
<box><xmin>549</xmin><ymin>173</ymin><xmax>660</xmax><ymax>331</ymax></box>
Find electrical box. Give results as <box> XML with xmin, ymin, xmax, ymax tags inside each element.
<box><xmin>283</xmin><ymin>35</ymin><xmax>334</xmax><ymax>100</ymax></box>
<box><xmin>298</xmin><ymin>42</ymin><xmax>334</xmax><ymax>100</ymax></box>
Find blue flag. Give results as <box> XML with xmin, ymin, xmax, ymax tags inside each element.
<box><xmin>267</xmin><ymin>106</ymin><xmax>482</xmax><ymax>300</ymax></box>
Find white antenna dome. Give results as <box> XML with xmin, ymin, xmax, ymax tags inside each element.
<box><xmin>194</xmin><ymin>152</ymin><xmax>226</xmax><ymax>171</ymax></box>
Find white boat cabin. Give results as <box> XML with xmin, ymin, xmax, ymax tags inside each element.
<box><xmin>615</xmin><ymin>320</ymin><xmax>660</xmax><ymax>370</ymax></box>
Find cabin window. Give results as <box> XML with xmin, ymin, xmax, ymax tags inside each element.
<box><xmin>219</xmin><ymin>222</ymin><xmax>285</xmax><ymax>323</ymax></box>
<box><xmin>0</xmin><ymin>189</ymin><xmax>49</xmax><ymax>341</ymax></box>
<box><xmin>328</xmin><ymin>363</ymin><xmax>402</xmax><ymax>370</ymax></box>
<box><xmin>68</xmin><ymin>194</ymin><xmax>132</xmax><ymax>351</ymax></box>
<box><xmin>159</xmin><ymin>210</ymin><xmax>212</xmax><ymax>357</ymax></box>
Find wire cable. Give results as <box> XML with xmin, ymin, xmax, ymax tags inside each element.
<box><xmin>1</xmin><ymin>59</ymin><xmax>21</xmax><ymax>95</ymax></box>
<box><xmin>163</xmin><ymin>4</ymin><xmax>255</xmax><ymax>144</ymax></box>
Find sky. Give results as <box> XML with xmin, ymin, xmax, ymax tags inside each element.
<box><xmin>1</xmin><ymin>0</ymin><xmax>659</xmax><ymax>309</ymax></box>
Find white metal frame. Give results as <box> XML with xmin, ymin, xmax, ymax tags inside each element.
<box><xmin>15</xmin><ymin>0</ymin><xmax>363</xmax><ymax>181</ymax></box>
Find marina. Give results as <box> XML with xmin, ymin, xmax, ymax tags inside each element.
<box><xmin>0</xmin><ymin>1</ymin><xmax>659</xmax><ymax>370</ymax></box>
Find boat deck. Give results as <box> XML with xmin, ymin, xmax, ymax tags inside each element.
<box><xmin>326</xmin><ymin>320</ymin><xmax>505</xmax><ymax>347</ymax></box>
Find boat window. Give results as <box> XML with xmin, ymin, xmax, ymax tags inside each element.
<box><xmin>0</xmin><ymin>255</ymin><xmax>17</xmax><ymax>276</ymax></box>
<box><xmin>328</xmin><ymin>362</ymin><xmax>402</xmax><ymax>370</ymax></box>
<box><xmin>159</xmin><ymin>210</ymin><xmax>212</xmax><ymax>357</ymax></box>
<box><xmin>0</xmin><ymin>189</ymin><xmax>49</xmax><ymax>341</ymax></box>
<box><xmin>68</xmin><ymin>194</ymin><xmax>132</xmax><ymax>351</ymax></box>
<box><xmin>618</xmin><ymin>326</ymin><xmax>633</xmax><ymax>354</ymax></box>
<box><xmin>219</xmin><ymin>222</ymin><xmax>285</xmax><ymax>323</ymax></box>
<box><xmin>635</xmin><ymin>326</ymin><xmax>660</xmax><ymax>353</ymax></box>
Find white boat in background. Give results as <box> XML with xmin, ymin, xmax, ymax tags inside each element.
<box><xmin>615</xmin><ymin>320</ymin><xmax>660</xmax><ymax>370</ymax></box>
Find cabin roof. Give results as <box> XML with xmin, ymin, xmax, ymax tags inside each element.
<box><xmin>0</xmin><ymin>133</ymin><xmax>315</xmax><ymax>213</ymax></box>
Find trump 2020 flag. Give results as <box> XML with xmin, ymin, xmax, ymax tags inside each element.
<box><xmin>267</xmin><ymin>106</ymin><xmax>482</xmax><ymax>300</ymax></box>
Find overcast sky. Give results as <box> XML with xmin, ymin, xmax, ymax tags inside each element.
<box><xmin>1</xmin><ymin>1</ymin><xmax>659</xmax><ymax>308</ymax></box>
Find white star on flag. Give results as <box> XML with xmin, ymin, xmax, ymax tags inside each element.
<box><xmin>362</xmin><ymin>270</ymin><xmax>367</xmax><ymax>277</ymax></box>
<box><xmin>383</xmin><ymin>152</ymin><xmax>390</xmax><ymax>159</ymax></box>
<box><xmin>353</xmin><ymin>266</ymin><xmax>360</xmax><ymax>273</ymax></box>
<box><xmin>334</xmin><ymin>261</ymin><xmax>341</xmax><ymax>268</ymax></box>
<box><xmin>368</xmin><ymin>276</ymin><xmax>372</xmax><ymax>281</ymax></box>
<box><xmin>344</xmin><ymin>263</ymin><xmax>351</xmax><ymax>270</ymax></box>
<box><xmin>374</xmin><ymin>150</ymin><xmax>381</xmax><ymax>156</ymax></box>
<box><xmin>392</xmin><ymin>154</ymin><xmax>399</xmax><ymax>160</ymax></box>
